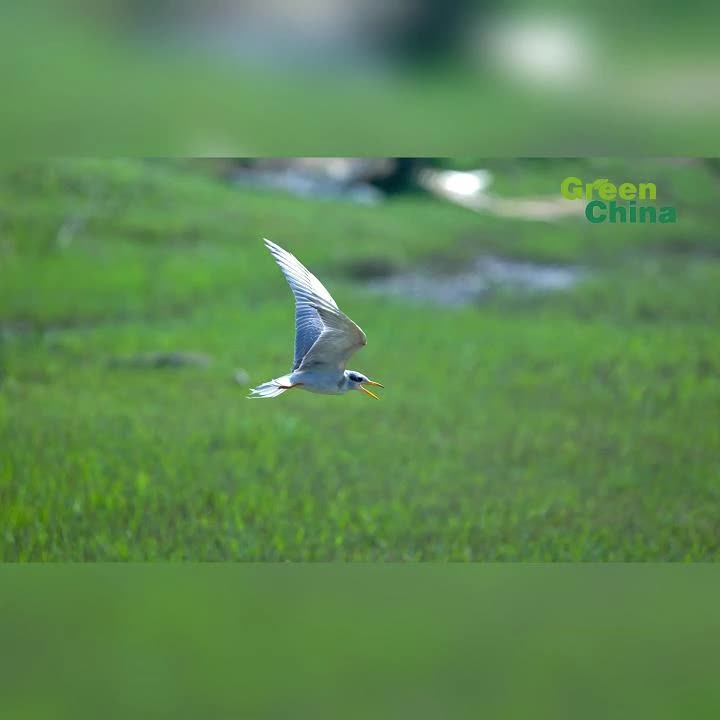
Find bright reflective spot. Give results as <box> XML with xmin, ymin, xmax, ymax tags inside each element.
<box><xmin>478</xmin><ymin>17</ymin><xmax>594</xmax><ymax>87</ymax></box>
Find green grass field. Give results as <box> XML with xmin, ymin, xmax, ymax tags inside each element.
<box><xmin>1</xmin><ymin>158</ymin><xmax>719</xmax><ymax>560</ymax></box>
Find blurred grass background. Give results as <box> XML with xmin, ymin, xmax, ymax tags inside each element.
<box><xmin>2</xmin><ymin>1</ymin><xmax>720</xmax><ymax>155</ymax></box>
<box><xmin>3</xmin><ymin>2</ymin><xmax>720</xmax><ymax>715</ymax></box>
<box><xmin>1</xmin><ymin>157</ymin><xmax>719</xmax><ymax>561</ymax></box>
<box><xmin>2</xmin><ymin>565</ymin><xmax>720</xmax><ymax>719</ymax></box>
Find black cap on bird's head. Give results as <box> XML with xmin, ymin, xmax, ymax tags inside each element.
<box><xmin>345</xmin><ymin>370</ymin><xmax>384</xmax><ymax>399</ymax></box>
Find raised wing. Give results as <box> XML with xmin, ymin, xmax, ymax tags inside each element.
<box><xmin>264</xmin><ymin>239</ymin><xmax>367</xmax><ymax>371</ymax></box>
<box><xmin>298</xmin><ymin>303</ymin><xmax>367</xmax><ymax>371</ymax></box>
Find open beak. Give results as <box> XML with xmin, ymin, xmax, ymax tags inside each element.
<box><xmin>359</xmin><ymin>380</ymin><xmax>383</xmax><ymax>399</ymax></box>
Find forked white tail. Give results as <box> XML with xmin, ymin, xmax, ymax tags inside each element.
<box><xmin>247</xmin><ymin>376</ymin><xmax>291</xmax><ymax>399</ymax></box>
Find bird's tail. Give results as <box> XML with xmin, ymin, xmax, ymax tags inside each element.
<box><xmin>247</xmin><ymin>377</ymin><xmax>290</xmax><ymax>399</ymax></box>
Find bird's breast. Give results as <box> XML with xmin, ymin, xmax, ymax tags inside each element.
<box><xmin>290</xmin><ymin>370</ymin><xmax>348</xmax><ymax>394</ymax></box>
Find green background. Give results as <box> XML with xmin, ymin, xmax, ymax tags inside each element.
<box><xmin>1</xmin><ymin>565</ymin><xmax>720</xmax><ymax>719</ymax></box>
<box><xmin>2</xmin><ymin>158</ymin><xmax>719</xmax><ymax>560</ymax></box>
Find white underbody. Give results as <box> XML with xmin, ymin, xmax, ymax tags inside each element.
<box><xmin>290</xmin><ymin>369</ymin><xmax>349</xmax><ymax>394</ymax></box>
<box><xmin>249</xmin><ymin>368</ymin><xmax>351</xmax><ymax>398</ymax></box>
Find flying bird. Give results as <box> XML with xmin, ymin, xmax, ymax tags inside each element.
<box><xmin>249</xmin><ymin>239</ymin><xmax>384</xmax><ymax>400</ymax></box>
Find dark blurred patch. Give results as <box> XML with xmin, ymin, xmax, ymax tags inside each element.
<box><xmin>705</xmin><ymin>159</ymin><xmax>720</xmax><ymax>177</ymax></box>
<box><xmin>366</xmin><ymin>158</ymin><xmax>430</xmax><ymax>194</ymax></box>
<box><xmin>343</xmin><ymin>256</ymin><xmax>400</xmax><ymax>280</ymax></box>
<box><xmin>108</xmin><ymin>351</ymin><xmax>212</xmax><ymax>369</ymax></box>
<box><xmin>226</xmin><ymin>158</ymin><xmax>434</xmax><ymax>202</ymax></box>
<box><xmin>654</xmin><ymin>236</ymin><xmax>720</xmax><ymax>258</ymax></box>
<box><xmin>229</xmin><ymin>158</ymin><xmax>392</xmax><ymax>205</ymax></box>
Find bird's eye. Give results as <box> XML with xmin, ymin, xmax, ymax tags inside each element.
<box><xmin>351</xmin><ymin>374</ymin><xmax>363</xmax><ymax>383</ymax></box>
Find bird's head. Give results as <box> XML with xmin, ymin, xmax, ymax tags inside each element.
<box><xmin>346</xmin><ymin>370</ymin><xmax>384</xmax><ymax>399</ymax></box>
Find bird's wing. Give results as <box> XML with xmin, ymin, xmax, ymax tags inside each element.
<box><xmin>264</xmin><ymin>238</ymin><xmax>367</xmax><ymax>371</ymax></box>
<box><xmin>298</xmin><ymin>303</ymin><xmax>367</xmax><ymax>372</ymax></box>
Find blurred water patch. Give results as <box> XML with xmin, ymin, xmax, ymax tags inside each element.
<box><xmin>226</xmin><ymin>160</ymin><xmax>586</xmax><ymax>220</ymax></box>
<box><xmin>363</xmin><ymin>255</ymin><xmax>584</xmax><ymax>307</ymax></box>
<box><xmin>230</xmin><ymin>158</ymin><xmax>392</xmax><ymax>205</ymax></box>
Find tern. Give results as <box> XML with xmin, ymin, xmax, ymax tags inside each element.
<box><xmin>249</xmin><ymin>239</ymin><xmax>384</xmax><ymax>400</ymax></box>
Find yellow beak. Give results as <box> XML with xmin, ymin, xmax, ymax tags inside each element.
<box><xmin>359</xmin><ymin>383</ymin><xmax>382</xmax><ymax>399</ymax></box>
<box><xmin>365</xmin><ymin>380</ymin><xmax>384</xmax><ymax>388</ymax></box>
<box><xmin>360</xmin><ymin>385</ymin><xmax>379</xmax><ymax>399</ymax></box>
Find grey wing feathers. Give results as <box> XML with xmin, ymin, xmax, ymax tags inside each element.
<box><xmin>263</xmin><ymin>238</ymin><xmax>367</xmax><ymax>371</ymax></box>
<box><xmin>299</xmin><ymin>305</ymin><xmax>367</xmax><ymax>371</ymax></box>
